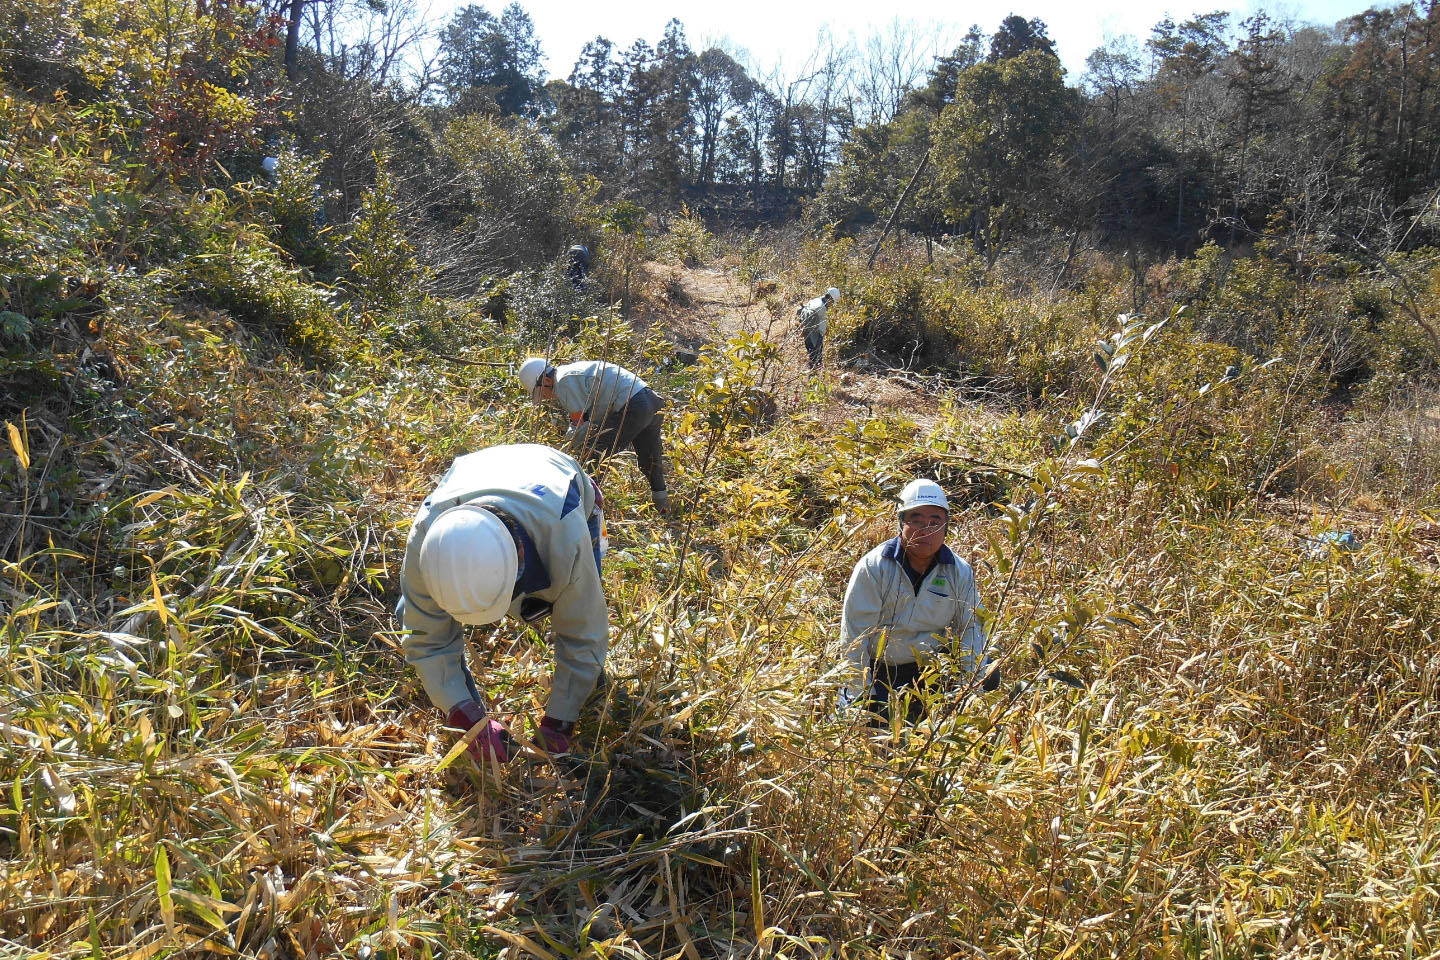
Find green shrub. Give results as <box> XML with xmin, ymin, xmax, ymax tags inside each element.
<box><xmin>440</xmin><ymin>115</ymin><xmax>595</xmax><ymax>276</ymax></box>
<box><xmin>265</xmin><ymin>146</ymin><xmax>336</xmax><ymax>273</ymax></box>
<box><xmin>844</xmin><ymin>263</ymin><xmax>946</xmax><ymax>365</ymax></box>
<box><xmin>505</xmin><ymin>261</ymin><xmax>601</xmax><ymax>344</ymax></box>
<box><xmin>656</xmin><ymin>207</ymin><xmax>715</xmax><ymax>266</ymax></box>
<box><xmin>186</xmin><ymin>228</ymin><xmax>342</xmax><ymax>366</ymax></box>
<box><xmin>346</xmin><ymin>152</ymin><xmax>423</xmax><ymax>316</ymax></box>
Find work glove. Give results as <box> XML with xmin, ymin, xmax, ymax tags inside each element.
<box><xmin>446</xmin><ymin>700</ymin><xmax>513</xmax><ymax>766</ymax></box>
<box><xmin>565</xmin><ymin>420</ymin><xmax>590</xmax><ymax>453</ymax></box>
<box><xmin>651</xmin><ymin>489</ymin><xmax>671</xmax><ymax>516</ymax></box>
<box><xmin>835</xmin><ymin>684</ymin><xmax>868</xmax><ymax>720</ymax></box>
<box><xmin>536</xmin><ymin>715</ymin><xmax>576</xmax><ymax>755</ymax></box>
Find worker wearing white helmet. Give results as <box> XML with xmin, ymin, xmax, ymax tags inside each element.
<box><xmin>796</xmin><ymin>287</ymin><xmax>841</xmax><ymax>369</ymax></box>
<box><xmin>518</xmin><ymin>357</ymin><xmax>671</xmax><ymax>515</ymax></box>
<box><xmin>396</xmin><ymin>444</ymin><xmax>609</xmax><ymax>766</ymax></box>
<box><xmin>839</xmin><ymin>477</ymin><xmax>995</xmax><ymax>723</ymax></box>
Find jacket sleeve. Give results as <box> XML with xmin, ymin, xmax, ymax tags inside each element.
<box><xmin>950</xmin><ymin>562</ymin><xmax>988</xmax><ymax>670</ymax></box>
<box><xmin>396</xmin><ymin>568</ymin><xmax>474</xmax><ymax>713</ymax></box>
<box><xmin>840</xmin><ymin>557</ymin><xmax>884</xmax><ymax>675</ymax></box>
<box><xmin>543</xmin><ymin>531</ymin><xmax>610</xmax><ymax>722</ymax></box>
<box><xmin>553</xmin><ymin>374</ymin><xmax>592</xmax><ymax>420</ymax></box>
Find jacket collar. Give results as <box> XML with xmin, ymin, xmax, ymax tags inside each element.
<box><xmin>880</xmin><ymin>535</ymin><xmax>956</xmax><ymax>568</ymax></box>
<box><xmin>496</xmin><ymin>512</ymin><xmax>550</xmax><ymax>597</ymax></box>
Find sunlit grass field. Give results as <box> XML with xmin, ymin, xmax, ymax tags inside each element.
<box><xmin>3</xmin><ymin>271</ymin><xmax>1438</xmax><ymax>958</ymax></box>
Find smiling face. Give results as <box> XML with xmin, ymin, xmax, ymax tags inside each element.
<box><xmin>899</xmin><ymin>504</ymin><xmax>948</xmax><ymax>569</ymax></box>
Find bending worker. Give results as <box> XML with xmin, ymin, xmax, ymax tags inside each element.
<box><xmin>839</xmin><ymin>478</ymin><xmax>997</xmax><ymax>723</ymax></box>
<box><xmin>396</xmin><ymin>443</ymin><xmax>608</xmax><ymax>765</ymax></box>
<box><xmin>796</xmin><ymin>286</ymin><xmax>840</xmax><ymax>369</ymax></box>
<box><xmin>567</xmin><ymin>244</ymin><xmax>591</xmax><ymax>291</ymax></box>
<box><xmin>518</xmin><ymin>357</ymin><xmax>670</xmax><ymax>515</ymax></box>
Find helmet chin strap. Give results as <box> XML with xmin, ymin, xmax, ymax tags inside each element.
<box><xmin>484</xmin><ymin>506</ymin><xmax>526</xmax><ymax>579</ymax></box>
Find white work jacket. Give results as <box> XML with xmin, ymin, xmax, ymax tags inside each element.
<box><xmin>797</xmin><ymin>297</ymin><xmax>829</xmax><ymax>337</ymax></box>
<box><xmin>840</xmin><ymin>537</ymin><xmax>987</xmax><ymax>679</ymax></box>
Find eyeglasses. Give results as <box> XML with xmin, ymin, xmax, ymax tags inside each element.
<box><xmin>900</xmin><ymin>516</ymin><xmax>947</xmax><ymax>533</ymax></box>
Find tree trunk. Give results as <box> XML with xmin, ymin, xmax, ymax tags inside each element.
<box><xmin>284</xmin><ymin>0</ymin><xmax>303</xmax><ymax>80</ymax></box>
<box><xmin>867</xmin><ymin>148</ymin><xmax>931</xmax><ymax>269</ymax></box>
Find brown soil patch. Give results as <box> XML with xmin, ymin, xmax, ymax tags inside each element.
<box><xmin>645</xmin><ymin>262</ymin><xmax>949</xmax><ymax>428</ymax></box>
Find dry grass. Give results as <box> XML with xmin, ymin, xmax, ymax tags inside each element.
<box><xmin>3</xmin><ymin>263</ymin><xmax>1440</xmax><ymax>960</ymax></box>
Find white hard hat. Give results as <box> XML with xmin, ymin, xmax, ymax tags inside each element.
<box><xmin>896</xmin><ymin>478</ymin><xmax>948</xmax><ymax>515</ymax></box>
<box><xmin>517</xmin><ymin>357</ymin><xmax>549</xmax><ymax>394</ymax></box>
<box><xmin>826</xmin><ymin>287</ymin><xmax>841</xmax><ymax>302</ymax></box>
<box><xmin>418</xmin><ymin>505</ymin><xmax>517</xmax><ymax>625</ymax></box>
<box><xmin>261</xmin><ymin>156</ymin><xmax>278</xmax><ymax>174</ymax></box>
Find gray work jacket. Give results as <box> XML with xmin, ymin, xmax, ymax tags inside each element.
<box><xmin>551</xmin><ymin>361</ymin><xmax>648</xmax><ymax>423</ymax></box>
<box><xmin>396</xmin><ymin>444</ymin><xmax>608</xmax><ymax>722</ymax></box>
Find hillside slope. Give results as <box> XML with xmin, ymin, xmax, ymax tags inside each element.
<box><xmin>4</xmin><ymin>249</ymin><xmax>1440</xmax><ymax>958</ymax></box>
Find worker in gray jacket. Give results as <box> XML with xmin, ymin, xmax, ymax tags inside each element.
<box><xmin>518</xmin><ymin>357</ymin><xmax>670</xmax><ymax>515</ymax></box>
<box><xmin>796</xmin><ymin>286</ymin><xmax>840</xmax><ymax>369</ymax></box>
<box><xmin>840</xmin><ymin>478</ymin><xmax>996</xmax><ymax>723</ymax></box>
<box><xmin>396</xmin><ymin>444</ymin><xmax>608</xmax><ymax>766</ymax></box>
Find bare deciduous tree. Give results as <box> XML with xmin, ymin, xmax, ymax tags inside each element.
<box><xmin>855</xmin><ymin>19</ymin><xmax>950</xmax><ymax>125</ymax></box>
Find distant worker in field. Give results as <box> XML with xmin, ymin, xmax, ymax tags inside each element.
<box><xmin>839</xmin><ymin>478</ymin><xmax>996</xmax><ymax>724</ymax></box>
<box><xmin>518</xmin><ymin>357</ymin><xmax>671</xmax><ymax>516</ymax></box>
<box><xmin>796</xmin><ymin>286</ymin><xmax>840</xmax><ymax>369</ymax></box>
<box><xmin>396</xmin><ymin>444</ymin><xmax>609</xmax><ymax>767</ymax></box>
<box><xmin>567</xmin><ymin>244</ymin><xmax>591</xmax><ymax>292</ymax></box>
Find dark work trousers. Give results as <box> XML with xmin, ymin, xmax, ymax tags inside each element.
<box><xmin>803</xmin><ymin>328</ymin><xmax>824</xmax><ymax>368</ymax></box>
<box><xmin>586</xmin><ymin>387</ymin><xmax>666</xmax><ymax>493</ymax></box>
<box><xmin>863</xmin><ymin>657</ymin><xmax>1000</xmax><ymax>725</ymax></box>
<box><xmin>863</xmin><ymin>659</ymin><xmax>927</xmax><ymax>725</ymax></box>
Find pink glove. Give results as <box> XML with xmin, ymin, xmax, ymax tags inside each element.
<box><xmin>447</xmin><ymin>700</ymin><xmax>512</xmax><ymax>765</ymax></box>
<box><xmin>536</xmin><ymin>715</ymin><xmax>576</xmax><ymax>755</ymax></box>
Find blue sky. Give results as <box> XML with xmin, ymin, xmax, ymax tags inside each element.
<box><xmin>423</xmin><ymin>0</ymin><xmax>1370</xmax><ymax>83</ymax></box>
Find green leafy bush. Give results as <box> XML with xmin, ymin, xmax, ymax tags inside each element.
<box><xmin>656</xmin><ymin>207</ymin><xmax>715</xmax><ymax>266</ymax></box>
<box><xmin>346</xmin><ymin>153</ymin><xmax>424</xmax><ymax>316</ymax></box>
<box><xmin>265</xmin><ymin>146</ymin><xmax>335</xmax><ymax>273</ymax></box>
<box><xmin>440</xmin><ymin>115</ymin><xmax>595</xmax><ymax>276</ymax></box>
<box><xmin>183</xmin><ymin>212</ymin><xmax>342</xmax><ymax>366</ymax></box>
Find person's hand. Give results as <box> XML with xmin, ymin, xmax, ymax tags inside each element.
<box><xmin>566</xmin><ymin>421</ymin><xmax>590</xmax><ymax>450</ymax></box>
<box><xmin>447</xmin><ymin>700</ymin><xmax>513</xmax><ymax>765</ymax></box>
<box><xmin>835</xmin><ymin>685</ymin><xmax>867</xmax><ymax>720</ymax></box>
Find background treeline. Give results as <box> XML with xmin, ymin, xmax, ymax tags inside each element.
<box><xmin>823</xmin><ymin>5</ymin><xmax>1440</xmax><ymax>261</ymax></box>
<box><xmin>13</xmin><ymin>0</ymin><xmax>1435</xmax><ymax>279</ymax></box>
<box><xmin>424</xmin><ymin>0</ymin><xmax>1440</xmax><ymax>261</ymax></box>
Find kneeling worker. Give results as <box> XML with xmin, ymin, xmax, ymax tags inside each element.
<box><xmin>518</xmin><ymin>358</ymin><xmax>670</xmax><ymax>515</ymax></box>
<box><xmin>839</xmin><ymin>478</ymin><xmax>997</xmax><ymax>723</ymax></box>
<box><xmin>396</xmin><ymin>444</ymin><xmax>608</xmax><ymax>765</ymax></box>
